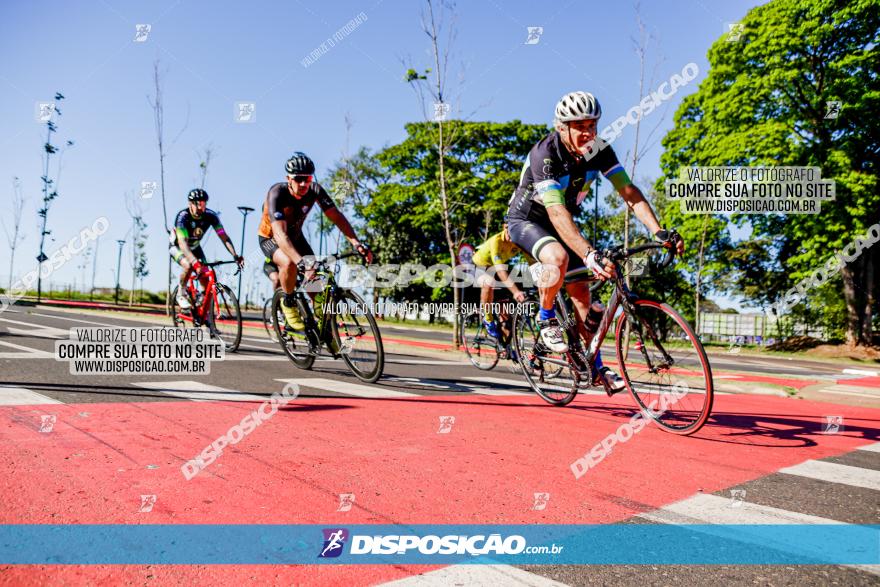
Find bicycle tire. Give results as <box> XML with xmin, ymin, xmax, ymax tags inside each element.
<box><xmin>332</xmin><ymin>289</ymin><xmax>384</xmax><ymax>383</ymax></box>
<box><xmin>512</xmin><ymin>311</ymin><xmax>579</xmax><ymax>406</ymax></box>
<box><xmin>615</xmin><ymin>299</ymin><xmax>713</xmax><ymax>435</ymax></box>
<box><xmin>209</xmin><ymin>283</ymin><xmax>242</xmax><ymax>352</ymax></box>
<box><xmin>169</xmin><ymin>285</ymin><xmax>187</xmax><ymax>328</ymax></box>
<box><xmin>263</xmin><ymin>297</ymin><xmax>279</xmax><ymax>341</ymax></box>
<box><xmin>272</xmin><ymin>289</ymin><xmax>316</xmax><ymax>370</ymax></box>
<box><xmin>460</xmin><ymin>312</ymin><xmax>500</xmax><ymax>370</ymax></box>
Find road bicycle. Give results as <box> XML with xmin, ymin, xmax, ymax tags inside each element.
<box><xmin>169</xmin><ymin>260</ymin><xmax>242</xmax><ymax>352</ymax></box>
<box><xmin>514</xmin><ymin>241</ymin><xmax>713</xmax><ymax>435</ymax></box>
<box><xmin>459</xmin><ymin>292</ymin><xmax>562</xmax><ymax>379</ymax></box>
<box><xmin>272</xmin><ymin>252</ymin><xmax>384</xmax><ymax>383</ymax></box>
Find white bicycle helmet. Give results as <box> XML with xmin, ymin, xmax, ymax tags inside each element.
<box><xmin>554</xmin><ymin>91</ymin><xmax>602</xmax><ymax>122</ymax></box>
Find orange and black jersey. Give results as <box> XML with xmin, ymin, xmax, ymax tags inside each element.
<box><xmin>257</xmin><ymin>181</ymin><xmax>337</xmax><ymax>239</ymax></box>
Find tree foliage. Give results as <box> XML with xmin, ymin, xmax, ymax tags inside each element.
<box><xmin>656</xmin><ymin>0</ymin><xmax>879</xmax><ymax>344</ymax></box>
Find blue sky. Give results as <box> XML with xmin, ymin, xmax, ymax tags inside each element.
<box><xmin>0</xmin><ymin>0</ymin><xmax>764</xmax><ymax>306</ymax></box>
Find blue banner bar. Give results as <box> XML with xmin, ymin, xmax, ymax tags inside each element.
<box><xmin>0</xmin><ymin>524</ymin><xmax>876</xmax><ymax>565</ymax></box>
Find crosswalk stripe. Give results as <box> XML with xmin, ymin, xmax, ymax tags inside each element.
<box><xmin>132</xmin><ymin>381</ymin><xmax>270</xmax><ymax>402</ymax></box>
<box><xmin>638</xmin><ymin>493</ymin><xmax>844</xmax><ymax>525</ymax></box>
<box><xmin>638</xmin><ymin>487</ymin><xmax>880</xmax><ymax>576</ymax></box>
<box><xmin>0</xmin><ymin>386</ymin><xmax>63</xmax><ymax>405</ymax></box>
<box><xmin>857</xmin><ymin>442</ymin><xmax>880</xmax><ymax>453</ymax></box>
<box><xmin>275</xmin><ymin>377</ymin><xmax>416</xmax><ymax>398</ymax></box>
<box><xmin>379</xmin><ymin>564</ymin><xmax>569</xmax><ymax>586</ymax></box>
<box><xmin>462</xmin><ymin>376</ymin><xmax>606</xmax><ymax>396</ymax></box>
<box><xmin>0</xmin><ymin>317</ymin><xmax>70</xmax><ymax>339</ymax></box>
<box><xmin>0</xmin><ymin>339</ymin><xmax>53</xmax><ymax>357</ymax></box>
<box><xmin>778</xmin><ymin>460</ymin><xmax>880</xmax><ymax>491</ymax></box>
<box><xmin>463</xmin><ymin>376</ymin><xmax>532</xmax><ymax>388</ymax></box>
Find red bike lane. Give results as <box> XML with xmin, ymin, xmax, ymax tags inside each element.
<box><xmin>0</xmin><ymin>390</ymin><xmax>877</xmax><ymax>585</ymax></box>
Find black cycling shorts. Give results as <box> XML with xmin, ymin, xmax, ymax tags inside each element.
<box><xmin>258</xmin><ymin>234</ymin><xmax>315</xmax><ymax>263</ymax></box>
<box><xmin>507</xmin><ymin>220</ymin><xmax>591</xmax><ymax>279</ymax></box>
<box><xmin>169</xmin><ymin>244</ymin><xmax>207</xmax><ymax>264</ymax></box>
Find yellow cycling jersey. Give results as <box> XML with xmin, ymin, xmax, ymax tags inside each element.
<box><xmin>472</xmin><ymin>231</ymin><xmax>534</xmax><ymax>267</ymax></box>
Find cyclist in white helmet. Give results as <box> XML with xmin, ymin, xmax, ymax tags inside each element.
<box><xmin>506</xmin><ymin>91</ymin><xmax>684</xmax><ymax>391</ymax></box>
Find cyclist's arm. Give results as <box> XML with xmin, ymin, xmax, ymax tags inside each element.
<box><xmin>618</xmin><ymin>183</ymin><xmax>662</xmax><ymax>236</ymax></box>
<box><xmin>211</xmin><ymin>218</ymin><xmax>240</xmax><ymax>258</ymax></box>
<box><xmin>324</xmin><ymin>207</ymin><xmax>361</xmax><ymax>247</ymax></box>
<box><xmin>546</xmin><ymin>204</ymin><xmax>595</xmax><ymax>258</ymax></box>
<box><xmin>493</xmin><ymin>265</ymin><xmax>522</xmax><ymax>296</ymax></box>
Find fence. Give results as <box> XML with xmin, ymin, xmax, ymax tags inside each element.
<box><xmin>697</xmin><ymin>312</ymin><xmax>827</xmax><ymax>344</ymax></box>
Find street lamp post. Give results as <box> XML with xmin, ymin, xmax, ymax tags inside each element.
<box><xmin>114</xmin><ymin>239</ymin><xmax>125</xmax><ymax>305</ymax></box>
<box><xmin>236</xmin><ymin>206</ymin><xmax>254</xmax><ymax>306</ymax></box>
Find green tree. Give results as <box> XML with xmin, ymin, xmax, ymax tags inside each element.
<box><xmin>657</xmin><ymin>0</ymin><xmax>879</xmax><ymax>345</ymax></box>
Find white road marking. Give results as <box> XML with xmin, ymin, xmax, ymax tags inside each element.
<box><xmin>275</xmin><ymin>377</ymin><xmax>416</xmax><ymax>398</ymax></box>
<box><xmin>30</xmin><ymin>311</ymin><xmax>153</xmax><ymax>328</ymax></box>
<box><xmin>637</xmin><ymin>490</ymin><xmax>879</xmax><ymax>576</ymax></box>
<box><xmin>379</xmin><ymin>565</ymin><xmax>569</xmax><ymax>586</ymax></box>
<box><xmin>639</xmin><ymin>492</ymin><xmax>844</xmax><ymax>525</ymax></box>
<box><xmin>0</xmin><ymin>317</ymin><xmax>70</xmax><ymax>338</ymax></box>
<box><xmin>843</xmin><ymin>368</ymin><xmax>879</xmax><ymax>377</ymax></box>
<box><xmin>0</xmin><ymin>339</ymin><xmax>53</xmax><ymax>357</ymax></box>
<box><xmin>133</xmin><ymin>381</ymin><xmax>270</xmax><ymax>402</ymax></box>
<box><xmin>856</xmin><ymin>442</ymin><xmax>880</xmax><ymax>453</ymax></box>
<box><xmin>463</xmin><ymin>376</ymin><xmax>532</xmax><ymax>388</ymax></box>
<box><xmin>388</xmin><ymin>358</ymin><xmax>469</xmax><ymax>366</ymax></box>
<box><xmin>0</xmin><ymin>386</ymin><xmax>62</xmax><ymax>405</ymax></box>
<box><xmin>778</xmin><ymin>460</ymin><xmax>880</xmax><ymax>491</ymax></box>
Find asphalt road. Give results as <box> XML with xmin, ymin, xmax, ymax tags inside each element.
<box><xmin>0</xmin><ymin>306</ymin><xmax>878</xmax><ymax>586</ymax></box>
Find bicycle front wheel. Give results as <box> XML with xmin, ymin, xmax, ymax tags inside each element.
<box><xmin>272</xmin><ymin>289</ymin><xmax>315</xmax><ymax>370</ymax></box>
<box><xmin>263</xmin><ymin>297</ymin><xmax>279</xmax><ymax>342</ymax></box>
<box><xmin>460</xmin><ymin>312</ymin><xmax>499</xmax><ymax>370</ymax></box>
<box><xmin>615</xmin><ymin>299</ymin><xmax>713</xmax><ymax>435</ymax></box>
<box><xmin>169</xmin><ymin>285</ymin><xmax>187</xmax><ymax>328</ymax></box>
<box><xmin>331</xmin><ymin>289</ymin><xmax>384</xmax><ymax>383</ymax></box>
<box><xmin>208</xmin><ymin>283</ymin><xmax>242</xmax><ymax>352</ymax></box>
<box><xmin>512</xmin><ymin>312</ymin><xmax>579</xmax><ymax>406</ymax></box>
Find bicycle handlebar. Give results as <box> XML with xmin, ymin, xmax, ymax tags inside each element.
<box><xmin>202</xmin><ymin>260</ymin><xmax>241</xmax><ymax>276</ymax></box>
<box><xmin>604</xmin><ymin>241</ymin><xmax>677</xmax><ymax>270</ymax></box>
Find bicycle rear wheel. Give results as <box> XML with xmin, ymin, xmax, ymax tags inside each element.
<box><xmin>331</xmin><ymin>289</ymin><xmax>384</xmax><ymax>383</ymax></box>
<box><xmin>615</xmin><ymin>299</ymin><xmax>713</xmax><ymax>435</ymax></box>
<box><xmin>513</xmin><ymin>312</ymin><xmax>579</xmax><ymax>406</ymax></box>
<box><xmin>272</xmin><ymin>289</ymin><xmax>315</xmax><ymax>370</ymax></box>
<box><xmin>461</xmin><ymin>312</ymin><xmax>500</xmax><ymax>370</ymax></box>
<box><xmin>208</xmin><ymin>283</ymin><xmax>242</xmax><ymax>352</ymax></box>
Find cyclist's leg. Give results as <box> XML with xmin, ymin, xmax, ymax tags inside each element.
<box><xmin>508</xmin><ymin>220</ymin><xmax>568</xmax><ymax>352</ymax></box>
<box><xmin>565</xmin><ymin>273</ymin><xmax>624</xmax><ymax>390</ymax></box>
<box><xmin>290</xmin><ymin>234</ymin><xmax>318</xmax><ymax>304</ymax></box>
<box><xmin>475</xmin><ymin>268</ymin><xmax>500</xmax><ymax>338</ymax></box>
<box><xmin>261</xmin><ymin>236</ymin><xmax>303</xmax><ymax>329</ymax></box>
<box><xmin>263</xmin><ymin>258</ymin><xmax>280</xmax><ymax>291</ymax></box>
<box><xmin>169</xmin><ymin>245</ymin><xmax>204</xmax><ymax>307</ymax></box>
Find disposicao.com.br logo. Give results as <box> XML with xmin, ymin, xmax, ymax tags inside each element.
<box><xmin>318</xmin><ymin>529</ymin><xmax>562</xmax><ymax>557</ymax></box>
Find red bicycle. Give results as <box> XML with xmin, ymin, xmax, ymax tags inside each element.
<box><xmin>169</xmin><ymin>260</ymin><xmax>242</xmax><ymax>352</ymax></box>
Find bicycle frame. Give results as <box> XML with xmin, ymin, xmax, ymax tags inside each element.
<box><xmin>537</xmin><ymin>255</ymin><xmax>676</xmax><ymax>381</ymax></box>
<box><xmin>183</xmin><ymin>267</ymin><xmax>218</xmax><ymax>326</ymax></box>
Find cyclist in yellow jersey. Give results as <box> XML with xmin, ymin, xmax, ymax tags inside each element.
<box><xmin>473</xmin><ymin>224</ymin><xmax>534</xmax><ymax>340</ymax></box>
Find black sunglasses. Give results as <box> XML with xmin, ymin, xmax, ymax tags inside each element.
<box><xmin>290</xmin><ymin>174</ymin><xmax>313</xmax><ymax>183</ymax></box>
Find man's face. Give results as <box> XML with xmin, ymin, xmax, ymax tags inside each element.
<box><xmin>562</xmin><ymin>119</ymin><xmax>598</xmax><ymax>154</ymax></box>
<box><xmin>189</xmin><ymin>200</ymin><xmax>207</xmax><ymax>217</ymax></box>
<box><xmin>287</xmin><ymin>174</ymin><xmax>313</xmax><ymax>198</ymax></box>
